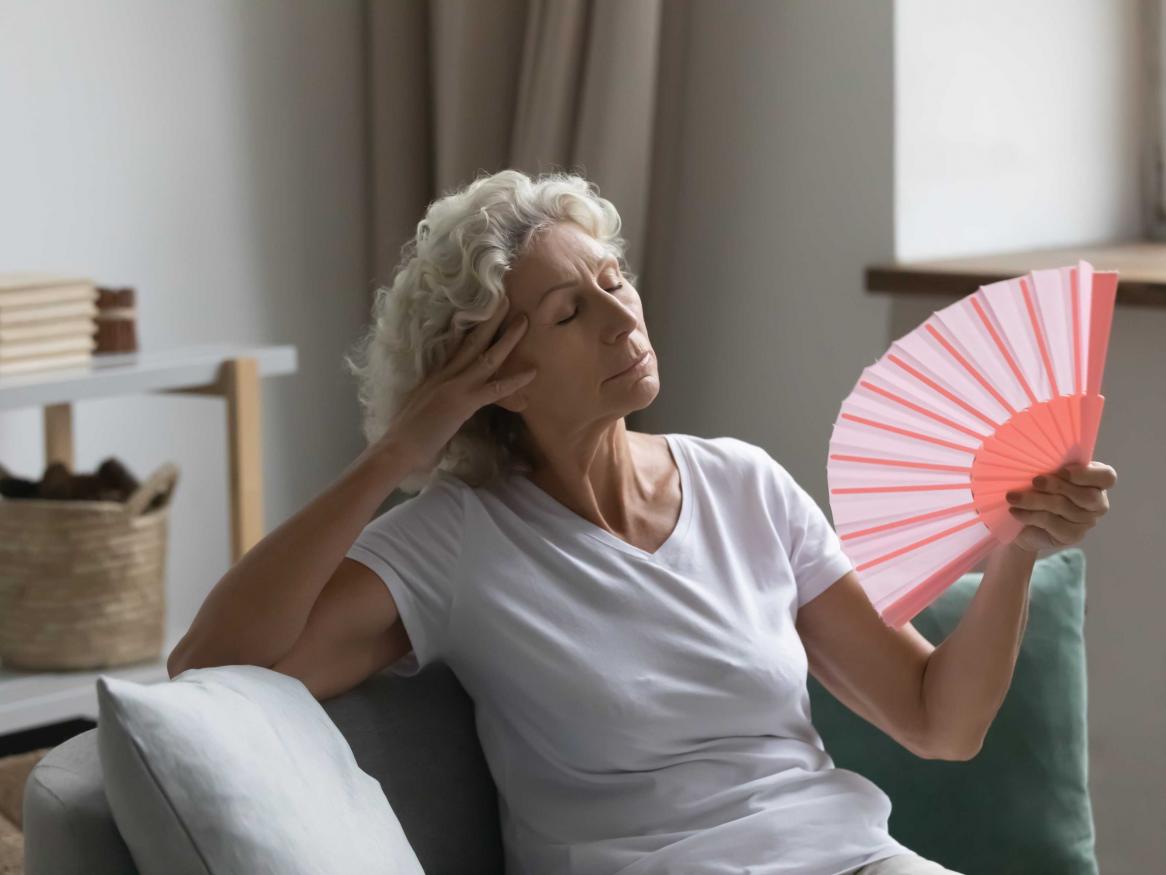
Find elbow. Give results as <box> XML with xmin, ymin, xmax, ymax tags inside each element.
<box><xmin>165</xmin><ymin>635</ymin><xmax>228</xmax><ymax>679</ymax></box>
<box><xmin>166</xmin><ymin>642</ymin><xmax>193</xmax><ymax>679</ymax></box>
<box><xmin>922</xmin><ymin>729</ymin><xmax>984</xmax><ymax>762</ymax></box>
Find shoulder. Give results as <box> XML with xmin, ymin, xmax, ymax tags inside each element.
<box><xmin>368</xmin><ymin>468</ymin><xmax>467</xmax><ymax>532</ymax></box>
<box><xmin>672</xmin><ymin>432</ymin><xmax>779</xmax><ymax>480</ymax></box>
<box><xmin>674</xmin><ymin>433</ymin><xmax>809</xmax><ymax>508</ymax></box>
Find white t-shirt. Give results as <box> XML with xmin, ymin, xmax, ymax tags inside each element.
<box><xmin>345</xmin><ymin>432</ymin><xmax>914</xmax><ymax>875</ymax></box>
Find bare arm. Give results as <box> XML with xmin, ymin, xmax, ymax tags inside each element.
<box><xmin>167</xmin><ymin>291</ymin><xmax>537</xmax><ymax>677</ymax></box>
<box><xmin>918</xmin><ymin>541</ymin><xmax>1036</xmax><ymax>758</ymax></box>
<box><xmin>166</xmin><ymin>440</ymin><xmax>419</xmax><ymax>674</ymax></box>
<box><xmin>797</xmin><ymin>547</ymin><xmax>1036</xmax><ymax>762</ymax></box>
<box><xmin>796</xmin><ymin>571</ymin><xmax>939</xmax><ymax>759</ymax></box>
<box><xmin>922</xmin><ymin>461</ymin><xmax>1115</xmax><ymax>756</ymax></box>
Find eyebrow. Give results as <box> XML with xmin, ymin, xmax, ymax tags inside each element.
<box><xmin>536</xmin><ymin>253</ymin><xmax>617</xmax><ymax>308</ymax></box>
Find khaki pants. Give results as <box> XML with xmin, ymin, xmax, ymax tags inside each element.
<box><xmin>850</xmin><ymin>853</ymin><xmax>965</xmax><ymax>874</ymax></box>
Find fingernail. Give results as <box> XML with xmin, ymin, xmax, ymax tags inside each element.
<box><xmin>1009</xmin><ymin>507</ymin><xmax>1022</xmax><ymax>516</ymax></box>
<box><xmin>1032</xmin><ymin>477</ymin><xmax>1046</xmax><ymax>488</ymax></box>
<box><xmin>1005</xmin><ymin>491</ymin><xmax>1020</xmax><ymax>502</ymax></box>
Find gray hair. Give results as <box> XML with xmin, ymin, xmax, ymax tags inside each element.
<box><xmin>343</xmin><ymin>168</ymin><xmax>637</xmax><ymax>494</ymax></box>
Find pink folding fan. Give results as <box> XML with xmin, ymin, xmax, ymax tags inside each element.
<box><xmin>826</xmin><ymin>260</ymin><xmax>1117</xmax><ymax>627</ymax></box>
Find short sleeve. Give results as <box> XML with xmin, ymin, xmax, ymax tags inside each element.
<box><xmin>756</xmin><ymin>448</ymin><xmax>855</xmax><ymax>609</ymax></box>
<box><xmin>344</xmin><ymin>470</ymin><xmax>465</xmax><ymax>676</ymax></box>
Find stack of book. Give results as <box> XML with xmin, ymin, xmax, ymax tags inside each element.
<box><xmin>0</xmin><ymin>272</ymin><xmax>99</xmax><ymax>376</ymax></box>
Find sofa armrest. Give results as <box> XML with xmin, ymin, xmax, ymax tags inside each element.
<box><xmin>23</xmin><ymin>728</ymin><xmax>139</xmax><ymax>875</ymax></box>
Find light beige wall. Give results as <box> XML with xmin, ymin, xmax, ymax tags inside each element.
<box><xmin>0</xmin><ymin>0</ymin><xmax>370</xmax><ymax>644</ymax></box>
<box><xmin>639</xmin><ymin>0</ymin><xmax>1158</xmax><ymax>871</ymax></box>
<box><xmin>639</xmin><ymin>0</ymin><xmax>897</xmax><ymax>497</ymax></box>
<box><xmin>896</xmin><ymin>2</ymin><xmax>1158</xmax><ymax>872</ymax></box>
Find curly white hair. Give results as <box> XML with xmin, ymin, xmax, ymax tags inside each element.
<box><xmin>344</xmin><ymin>168</ymin><xmax>637</xmax><ymax>494</ymax></box>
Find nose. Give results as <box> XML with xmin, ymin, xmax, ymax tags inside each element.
<box><xmin>593</xmin><ymin>284</ymin><xmax>638</xmax><ymax>341</ymax></box>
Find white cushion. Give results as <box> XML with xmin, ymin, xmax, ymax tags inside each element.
<box><xmin>95</xmin><ymin>664</ymin><xmax>424</xmax><ymax>875</ymax></box>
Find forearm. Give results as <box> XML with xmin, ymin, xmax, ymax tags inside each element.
<box><xmin>169</xmin><ymin>440</ymin><xmax>416</xmax><ymax>672</ymax></box>
<box><xmin>920</xmin><ymin>542</ymin><xmax>1038</xmax><ymax>758</ymax></box>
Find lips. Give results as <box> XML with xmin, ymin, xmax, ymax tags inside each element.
<box><xmin>607</xmin><ymin>350</ymin><xmax>649</xmax><ymax>381</ymax></box>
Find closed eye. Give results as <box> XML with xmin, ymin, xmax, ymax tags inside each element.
<box><xmin>556</xmin><ymin>283</ymin><xmax>624</xmax><ymax>325</ymax></box>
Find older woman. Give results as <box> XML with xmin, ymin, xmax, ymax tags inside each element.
<box><xmin>169</xmin><ymin>169</ymin><xmax>1116</xmax><ymax>875</ymax></box>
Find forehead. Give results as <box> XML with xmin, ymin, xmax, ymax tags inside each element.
<box><xmin>511</xmin><ymin>223</ymin><xmax>609</xmax><ymax>281</ymax></box>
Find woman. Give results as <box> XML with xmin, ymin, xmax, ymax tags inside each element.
<box><xmin>170</xmin><ymin>169</ymin><xmax>1116</xmax><ymax>875</ymax></box>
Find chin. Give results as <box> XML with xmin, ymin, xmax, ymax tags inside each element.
<box><xmin>615</xmin><ymin>374</ymin><xmax>660</xmax><ymax>415</ymax></box>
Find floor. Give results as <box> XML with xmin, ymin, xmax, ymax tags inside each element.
<box><xmin>0</xmin><ymin>748</ymin><xmax>53</xmax><ymax>875</ymax></box>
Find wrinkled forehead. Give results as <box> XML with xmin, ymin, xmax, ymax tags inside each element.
<box><xmin>509</xmin><ymin>225</ymin><xmax>611</xmax><ymax>291</ymax></box>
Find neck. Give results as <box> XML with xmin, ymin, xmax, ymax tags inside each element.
<box><xmin>521</xmin><ymin>419</ymin><xmax>651</xmax><ymax>531</ymax></box>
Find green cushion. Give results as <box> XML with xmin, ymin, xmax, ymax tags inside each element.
<box><xmin>807</xmin><ymin>548</ymin><xmax>1098</xmax><ymax>875</ymax></box>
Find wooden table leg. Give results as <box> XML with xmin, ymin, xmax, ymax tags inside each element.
<box><xmin>43</xmin><ymin>402</ymin><xmax>74</xmax><ymax>469</ymax></box>
<box><xmin>222</xmin><ymin>357</ymin><xmax>263</xmax><ymax>563</ymax></box>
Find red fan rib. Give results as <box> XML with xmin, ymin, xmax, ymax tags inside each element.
<box><xmin>1019</xmin><ymin>277</ymin><xmax>1071</xmax><ymax>453</ymax></box>
<box><xmin>924</xmin><ymin>323</ymin><xmax>1017</xmax><ymax>416</ymax></box>
<box><xmin>840</xmin><ymin>413</ymin><xmax>977</xmax><ymax>454</ymax></box>
<box><xmin>1019</xmin><ymin>277</ymin><xmax>1061</xmax><ymax>397</ymax></box>
<box><xmin>888</xmin><ymin>354</ymin><xmax>999</xmax><ymax>429</ymax></box>
<box><xmin>1070</xmin><ymin>266</ymin><xmax>1082</xmax><ymax>395</ymax></box>
<box><xmin>859</xmin><ymin>380</ymin><xmax>985</xmax><ymax>440</ymax></box>
<box><xmin>971</xmin><ymin>296</ymin><xmax>1038</xmax><ymax>406</ymax></box>
<box><xmin>827</xmin><ymin>454</ymin><xmax>971</xmax><ymax>474</ymax></box>
<box><xmin>855</xmin><ymin>516</ymin><xmax>983</xmax><ymax>572</ymax></box>
<box><xmin>831</xmin><ymin>483</ymin><xmax>968</xmax><ymax>495</ymax></box>
<box><xmin>840</xmin><ymin>501</ymin><xmax>979</xmax><ymax>541</ymax></box>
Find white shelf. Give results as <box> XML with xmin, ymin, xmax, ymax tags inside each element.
<box><xmin>0</xmin><ymin>636</ymin><xmax>182</xmax><ymax>735</ymax></box>
<box><xmin>0</xmin><ymin>341</ymin><xmax>298</xmax><ymax>410</ymax></box>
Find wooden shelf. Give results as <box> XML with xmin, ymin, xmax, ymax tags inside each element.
<box><xmin>866</xmin><ymin>239</ymin><xmax>1166</xmax><ymax>307</ymax></box>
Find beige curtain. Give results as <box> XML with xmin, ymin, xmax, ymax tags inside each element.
<box><xmin>364</xmin><ymin>0</ymin><xmax>680</xmax><ymax>303</ymax></box>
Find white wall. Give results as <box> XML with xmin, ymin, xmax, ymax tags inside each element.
<box><xmin>0</xmin><ymin>1</ymin><xmax>370</xmax><ymax>648</ymax></box>
<box><xmin>896</xmin><ymin>3</ymin><xmax>1160</xmax><ymax>872</ymax></box>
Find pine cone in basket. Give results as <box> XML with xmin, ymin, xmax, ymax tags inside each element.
<box><xmin>30</xmin><ymin>458</ymin><xmax>141</xmax><ymax>502</ymax></box>
<box><xmin>0</xmin><ymin>462</ymin><xmax>40</xmax><ymax>499</ymax></box>
<box><xmin>97</xmin><ymin>457</ymin><xmax>140</xmax><ymax>499</ymax></box>
<box><xmin>37</xmin><ymin>462</ymin><xmax>75</xmax><ymax>500</ymax></box>
<box><xmin>0</xmin><ymin>457</ymin><xmax>149</xmax><ymax>503</ymax></box>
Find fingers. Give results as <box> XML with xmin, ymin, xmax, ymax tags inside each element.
<box><xmin>1006</xmin><ymin>488</ymin><xmax>1095</xmax><ymax>523</ymax></box>
<box><xmin>1060</xmin><ymin>461</ymin><xmax>1117</xmax><ymax>490</ymax></box>
<box><xmin>466</xmin><ymin>312</ymin><xmax>529</xmax><ymax>382</ymax></box>
<box><xmin>444</xmin><ymin>296</ymin><xmax>513</xmax><ymax>375</ymax></box>
<box><xmin>1009</xmin><ymin>508</ymin><xmax>1091</xmax><ymax>546</ymax></box>
<box><xmin>1033</xmin><ymin>470</ymin><xmax>1109</xmax><ymax>514</ymax></box>
<box><xmin>476</xmin><ymin>367</ymin><xmax>538</xmax><ymax>406</ymax></box>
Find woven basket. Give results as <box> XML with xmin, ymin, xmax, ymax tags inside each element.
<box><xmin>0</xmin><ymin>461</ymin><xmax>180</xmax><ymax>671</ymax></box>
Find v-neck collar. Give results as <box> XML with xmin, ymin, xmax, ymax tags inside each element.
<box><xmin>510</xmin><ymin>433</ymin><xmax>695</xmax><ymax>563</ymax></box>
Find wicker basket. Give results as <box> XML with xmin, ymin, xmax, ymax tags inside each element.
<box><xmin>0</xmin><ymin>461</ymin><xmax>180</xmax><ymax>671</ymax></box>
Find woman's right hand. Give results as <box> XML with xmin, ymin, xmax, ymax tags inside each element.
<box><xmin>375</xmin><ymin>296</ymin><xmax>536</xmax><ymax>475</ymax></box>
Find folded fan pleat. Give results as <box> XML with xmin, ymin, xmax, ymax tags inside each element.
<box><xmin>826</xmin><ymin>259</ymin><xmax>1117</xmax><ymax>626</ymax></box>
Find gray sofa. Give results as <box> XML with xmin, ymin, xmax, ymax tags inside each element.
<box><xmin>22</xmin><ymin>661</ymin><xmax>504</xmax><ymax>875</ymax></box>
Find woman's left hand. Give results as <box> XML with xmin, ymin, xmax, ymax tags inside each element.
<box><xmin>1004</xmin><ymin>460</ymin><xmax>1117</xmax><ymax>553</ymax></box>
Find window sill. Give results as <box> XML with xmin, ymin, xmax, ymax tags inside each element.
<box><xmin>866</xmin><ymin>239</ymin><xmax>1166</xmax><ymax>308</ymax></box>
